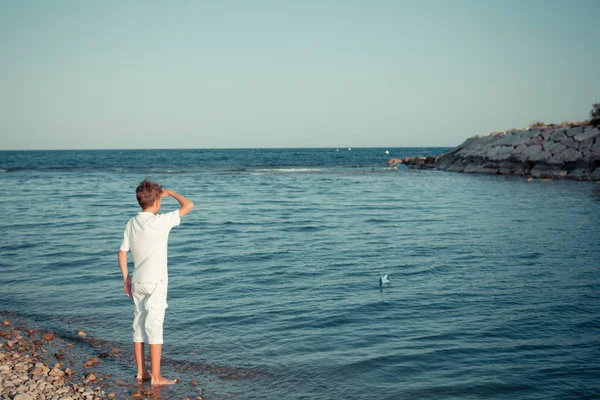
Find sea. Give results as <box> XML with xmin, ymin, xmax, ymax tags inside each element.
<box><xmin>1</xmin><ymin>148</ymin><xmax>599</xmax><ymax>400</ymax></box>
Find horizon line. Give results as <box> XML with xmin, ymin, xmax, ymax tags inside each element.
<box><xmin>0</xmin><ymin>145</ymin><xmax>456</xmax><ymax>152</ymax></box>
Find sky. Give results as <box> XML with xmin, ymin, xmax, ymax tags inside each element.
<box><xmin>1</xmin><ymin>0</ymin><xmax>599</xmax><ymax>150</ymax></box>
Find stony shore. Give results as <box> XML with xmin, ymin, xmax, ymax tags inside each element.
<box><xmin>0</xmin><ymin>319</ymin><xmax>204</xmax><ymax>400</ymax></box>
<box><xmin>0</xmin><ymin>319</ymin><xmax>110</xmax><ymax>400</ymax></box>
<box><xmin>390</xmin><ymin>124</ymin><xmax>600</xmax><ymax>180</ymax></box>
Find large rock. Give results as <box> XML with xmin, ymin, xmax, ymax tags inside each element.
<box><xmin>464</xmin><ymin>163</ymin><xmax>498</xmax><ymax>174</ymax></box>
<box><xmin>591</xmin><ymin>141</ymin><xmax>600</xmax><ymax>156</ymax></box>
<box><xmin>542</xmin><ymin>140</ymin><xmax>555</xmax><ymax>151</ymax></box>
<box><xmin>512</xmin><ymin>143</ymin><xmax>527</xmax><ymax>155</ymax></box>
<box><xmin>578</xmin><ymin>137</ymin><xmax>595</xmax><ymax>153</ymax></box>
<box><xmin>553</xmin><ymin>148</ymin><xmax>582</xmax><ymax>163</ymax></box>
<box><xmin>520</xmin><ymin>145</ymin><xmax>543</xmax><ymax>158</ymax></box>
<box><xmin>574</xmin><ymin>127</ymin><xmax>600</xmax><ymax>142</ymax></box>
<box><xmin>561</xmin><ymin>137</ymin><xmax>579</xmax><ymax>149</ymax></box>
<box><xmin>446</xmin><ymin>160</ymin><xmax>466</xmax><ymax>172</ymax></box>
<box><xmin>495</xmin><ymin>133</ymin><xmax>514</xmax><ymax>146</ymax></box>
<box><xmin>547</xmin><ymin>142</ymin><xmax>566</xmax><ymax>155</ymax></box>
<box><xmin>528</xmin><ymin>151</ymin><xmax>552</xmax><ymax>162</ymax></box>
<box><xmin>486</xmin><ymin>146</ymin><xmax>500</xmax><ymax>158</ymax></box>
<box><xmin>498</xmin><ymin>160</ymin><xmax>529</xmax><ymax>175</ymax></box>
<box><xmin>436</xmin><ymin>154</ymin><xmax>457</xmax><ymax>170</ymax></box>
<box><xmin>550</xmin><ymin>130</ymin><xmax>567</xmax><ymax>142</ymax></box>
<box><xmin>565</xmin><ymin>126</ymin><xmax>584</xmax><ymax>138</ymax></box>
<box><xmin>511</xmin><ymin>131</ymin><xmax>536</xmax><ymax>146</ymax></box>
<box><xmin>540</xmin><ymin>129</ymin><xmax>553</xmax><ymax>140</ymax></box>
<box><xmin>530</xmin><ymin>164</ymin><xmax>567</xmax><ymax>178</ymax></box>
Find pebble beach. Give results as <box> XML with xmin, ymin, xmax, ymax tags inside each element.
<box><xmin>0</xmin><ymin>318</ymin><xmax>204</xmax><ymax>400</ymax></box>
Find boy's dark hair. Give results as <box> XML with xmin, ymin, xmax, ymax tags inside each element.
<box><xmin>136</xmin><ymin>179</ymin><xmax>162</xmax><ymax>209</ymax></box>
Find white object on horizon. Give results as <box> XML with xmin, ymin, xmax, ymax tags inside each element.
<box><xmin>379</xmin><ymin>274</ymin><xmax>390</xmax><ymax>287</ymax></box>
<box><xmin>385</xmin><ymin>150</ymin><xmax>389</xmax><ymax>154</ymax></box>
<box><xmin>348</xmin><ymin>148</ymin><xmax>351</xmax><ymax>151</ymax></box>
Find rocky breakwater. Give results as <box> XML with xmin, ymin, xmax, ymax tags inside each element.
<box><xmin>399</xmin><ymin>125</ymin><xmax>600</xmax><ymax>180</ymax></box>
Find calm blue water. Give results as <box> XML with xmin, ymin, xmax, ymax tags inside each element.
<box><xmin>1</xmin><ymin>148</ymin><xmax>599</xmax><ymax>399</ymax></box>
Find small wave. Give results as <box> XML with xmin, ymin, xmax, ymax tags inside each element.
<box><xmin>252</xmin><ymin>168</ymin><xmax>324</xmax><ymax>173</ymax></box>
<box><xmin>167</xmin><ymin>169</ymin><xmax>185</xmax><ymax>173</ymax></box>
<box><xmin>0</xmin><ymin>169</ymin><xmax>7</xmax><ymax>173</ymax></box>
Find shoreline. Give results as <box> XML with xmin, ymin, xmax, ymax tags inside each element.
<box><xmin>0</xmin><ymin>315</ymin><xmax>205</xmax><ymax>400</ymax></box>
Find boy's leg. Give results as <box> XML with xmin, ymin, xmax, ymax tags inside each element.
<box><xmin>145</xmin><ymin>283</ymin><xmax>176</xmax><ymax>385</ymax></box>
<box><xmin>133</xmin><ymin>342</ymin><xmax>151</xmax><ymax>380</ymax></box>
<box><xmin>132</xmin><ymin>284</ymin><xmax>150</xmax><ymax>380</ymax></box>
<box><xmin>149</xmin><ymin>344</ymin><xmax>176</xmax><ymax>385</ymax></box>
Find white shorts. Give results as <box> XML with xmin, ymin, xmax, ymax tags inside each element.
<box><xmin>132</xmin><ymin>283</ymin><xmax>168</xmax><ymax>345</ymax></box>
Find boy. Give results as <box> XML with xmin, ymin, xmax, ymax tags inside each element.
<box><xmin>118</xmin><ymin>179</ymin><xmax>194</xmax><ymax>385</ymax></box>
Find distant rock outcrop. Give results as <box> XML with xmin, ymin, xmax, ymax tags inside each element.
<box><xmin>393</xmin><ymin>125</ymin><xmax>600</xmax><ymax>180</ymax></box>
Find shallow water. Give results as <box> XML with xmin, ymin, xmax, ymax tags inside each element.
<box><xmin>1</xmin><ymin>148</ymin><xmax>600</xmax><ymax>399</ymax></box>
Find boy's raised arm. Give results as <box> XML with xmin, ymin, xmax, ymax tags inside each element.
<box><xmin>161</xmin><ymin>189</ymin><xmax>194</xmax><ymax>218</ymax></box>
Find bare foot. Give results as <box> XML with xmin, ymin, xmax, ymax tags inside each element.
<box><xmin>136</xmin><ymin>372</ymin><xmax>151</xmax><ymax>381</ymax></box>
<box><xmin>151</xmin><ymin>376</ymin><xmax>177</xmax><ymax>386</ymax></box>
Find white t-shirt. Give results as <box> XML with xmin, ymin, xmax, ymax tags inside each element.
<box><xmin>120</xmin><ymin>210</ymin><xmax>181</xmax><ymax>284</ymax></box>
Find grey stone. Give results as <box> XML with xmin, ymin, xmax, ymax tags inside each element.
<box><xmin>565</xmin><ymin>126</ymin><xmax>584</xmax><ymax>138</ymax></box>
<box><xmin>582</xmin><ymin>151</ymin><xmax>597</xmax><ymax>163</ymax></box>
<box><xmin>528</xmin><ymin>151</ymin><xmax>552</xmax><ymax>162</ymax></box>
<box><xmin>497</xmin><ymin>152</ymin><xmax>512</xmax><ymax>161</ymax></box>
<box><xmin>540</xmin><ymin>129</ymin><xmax>553</xmax><ymax>140</ymax></box>
<box><xmin>446</xmin><ymin>160</ymin><xmax>466</xmax><ymax>172</ymax></box>
<box><xmin>495</xmin><ymin>133</ymin><xmax>514</xmax><ymax>146</ymax></box>
<box><xmin>476</xmin><ymin>133</ymin><xmax>496</xmax><ymax>145</ymax></box>
<box><xmin>547</xmin><ymin>156</ymin><xmax>564</xmax><ymax>165</ymax></box>
<box><xmin>547</xmin><ymin>142</ymin><xmax>566</xmax><ymax>155</ymax></box>
<box><xmin>561</xmin><ymin>137</ymin><xmax>579</xmax><ymax>149</ymax></box>
<box><xmin>510</xmin><ymin>131</ymin><xmax>536</xmax><ymax>146</ymax></box>
<box><xmin>497</xmin><ymin>146</ymin><xmax>513</xmax><ymax>154</ymax></box>
<box><xmin>567</xmin><ymin>168</ymin><xmax>591</xmax><ymax>177</ymax></box>
<box><xmin>578</xmin><ymin>137</ymin><xmax>595</xmax><ymax>152</ymax></box>
<box><xmin>435</xmin><ymin>154</ymin><xmax>456</xmax><ymax>170</ymax></box>
<box><xmin>455</xmin><ymin>137</ymin><xmax>477</xmax><ymax>149</ymax></box>
<box><xmin>499</xmin><ymin>162</ymin><xmax>528</xmax><ymax>175</ymax></box>
<box><xmin>590</xmin><ymin>168</ymin><xmax>600</xmax><ymax>179</ymax></box>
<box><xmin>523</xmin><ymin>129</ymin><xmax>541</xmax><ymax>138</ymax></box>
<box><xmin>574</xmin><ymin>127</ymin><xmax>600</xmax><ymax>142</ymax></box>
<box><xmin>510</xmin><ymin>136</ymin><xmax>530</xmax><ymax>146</ymax></box>
<box><xmin>542</xmin><ymin>140</ymin><xmax>555</xmax><ymax>151</ymax></box>
<box><xmin>553</xmin><ymin>148</ymin><xmax>582</xmax><ymax>163</ymax></box>
<box><xmin>464</xmin><ymin>163</ymin><xmax>479</xmax><ymax>173</ymax></box>
<box><xmin>512</xmin><ymin>144</ymin><xmax>527</xmax><ymax>154</ymax></box>
<box><xmin>530</xmin><ymin>165</ymin><xmax>567</xmax><ymax>178</ymax></box>
<box><xmin>474</xmin><ymin>167</ymin><xmax>499</xmax><ymax>174</ymax></box>
<box><xmin>520</xmin><ymin>144</ymin><xmax>543</xmax><ymax>157</ymax></box>
<box><xmin>530</xmin><ymin>135</ymin><xmax>545</xmax><ymax>145</ymax></box>
<box><xmin>486</xmin><ymin>146</ymin><xmax>500</xmax><ymax>158</ymax></box>
<box><xmin>516</xmin><ymin>154</ymin><xmax>530</xmax><ymax>163</ymax></box>
<box><xmin>550</xmin><ymin>130</ymin><xmax>567</xmax><ymax>142</ymax></box>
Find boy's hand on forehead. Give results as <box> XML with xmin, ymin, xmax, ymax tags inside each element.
<box><xmin>161</xmin><ymin>189</ymin><xmax>170</xmax><ymax>198</ymax></box>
